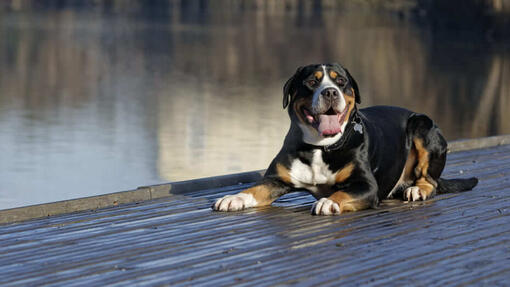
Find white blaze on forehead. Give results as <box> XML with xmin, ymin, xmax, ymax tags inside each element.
<box><xmin>311</xmin><ymin>65</ymin><xmax>346</xmax><ymax>113</ymax></box>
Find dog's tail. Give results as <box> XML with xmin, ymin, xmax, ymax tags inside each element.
<box><xmin>436</xmin><ymin>177</ymin><xmax>478</xmax><ymax>194</ymax></box>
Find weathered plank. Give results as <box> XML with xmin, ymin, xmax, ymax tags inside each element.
<box><xmin>0</xmin><ymin>143</ymin><xmax>509</xmax><ymax>286</ymax></box>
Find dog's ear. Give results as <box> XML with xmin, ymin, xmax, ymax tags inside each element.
<box><xmin>283</xmin><ymin>66</ymin><xmax>303</xmax><ymax>109</ymax></box>
<box><xmin>344</xmin><ymin>68</ymin><xmax>361</xmax><ymax>104</ymax></box>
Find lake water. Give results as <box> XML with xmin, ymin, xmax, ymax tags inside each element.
<box><xmin>1</xmin><ymin>2</ymin><xmax>509</xmax><ymax>210</ymax></box>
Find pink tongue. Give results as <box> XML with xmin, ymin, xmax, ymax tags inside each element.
<box><xmin>317</xmin><ymin>114</ymin><xmax>342</xmax><ymax>136</ymax></box>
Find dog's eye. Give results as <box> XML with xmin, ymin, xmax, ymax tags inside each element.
<box><xmin>304</xmin><ymin>79</ymin><xmax>318</xmax><ymax>88</ymax></box>
<box><xmin>335</xmin><ymin>77</ymin><xmax>347</xmax><ymax>86</ymax></box>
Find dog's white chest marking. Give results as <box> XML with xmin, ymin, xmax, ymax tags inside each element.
<box><xmin>288</xmin><ymin>150</ymin><xmax>336</xmax><ymax>191</ymax></box>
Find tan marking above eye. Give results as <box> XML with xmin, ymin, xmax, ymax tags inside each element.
<box><xmin>329</xmin><ymin>71</ymin><xmax>338</xmax><ymax>79</ymax></box>
<box><xmin>314</xmin><ymin>71</ymin><xmax>323</xmax><ymax>80</ymax></box>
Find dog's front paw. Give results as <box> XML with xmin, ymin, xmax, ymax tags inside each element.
<box><xmin>403</xmin><ymin>186</ymin><xmax>430</xmax><ymax>202</ymax></box>
<box><xmin>311</xmin><ymin>198</ymin><xmax>341</xmax><ymax>216</ymax></box>
<box><xmin>212</xmin><ymin>193</ymin><xmax>258</xmax><ymax>212</ymax></box>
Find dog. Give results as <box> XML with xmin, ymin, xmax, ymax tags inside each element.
<box><xmin>213</xmin><ymin>63</ymin><xmax>478</xmax><ymax>215</ymax></box>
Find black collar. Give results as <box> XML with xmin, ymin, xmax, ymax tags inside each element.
<box><xmin>317</xmin><ymin>110</ymin><xmax>363</xmax><ymax>152</ymax></box>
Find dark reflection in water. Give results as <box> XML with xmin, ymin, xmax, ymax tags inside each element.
<box><xmin>0</xmin><ymin>1</ymin><xmax>509</xmax><ymax>209</ymax></box>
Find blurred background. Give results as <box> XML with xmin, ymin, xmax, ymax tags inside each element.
<box><xmin>1</xmin><ymin>0</ymin><xmax>509</xmax><ymax>209</ymax></box>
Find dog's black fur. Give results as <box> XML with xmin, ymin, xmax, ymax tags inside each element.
<box><xmin>213</xmin><ymin>63</ymin><xmax>478</xmax><ymax>215</ymax></box>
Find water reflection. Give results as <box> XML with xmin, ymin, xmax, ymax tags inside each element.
<box><xmin>0</xmin><ymin>2</ymin><xmax>509</xmax><ymax>209</ymax></box>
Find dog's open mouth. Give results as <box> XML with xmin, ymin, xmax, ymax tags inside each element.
<box><xmin>303</xmin><ymin>107</ymin><xmax>348</xmax><ymax>137</ymax></box>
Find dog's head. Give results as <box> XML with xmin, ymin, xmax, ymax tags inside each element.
<box><xmin>283</xmin><ymin>63</ymin><xmax>360</xmax><ymax>146</ymax></box>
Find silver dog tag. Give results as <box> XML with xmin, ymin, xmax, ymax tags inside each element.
<box><xmin>354</xmin><ymin>123</ymin><xmax>363</xmax><ymax>134</ymax></box>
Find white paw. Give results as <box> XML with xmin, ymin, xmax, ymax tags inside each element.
<box><xmin>212</xmin><ymin>193</ymin><xmax>258</xmax><ymax>212</ymax></box>
<box><xmin>404</xmin><ymin>186</ymin><xmax>428</xmax><ymax>202</ymax></box>
<box><xmin>311</xmin><ymin>198</ymin><xmax>341</xmax><ymax>216</ymax></box>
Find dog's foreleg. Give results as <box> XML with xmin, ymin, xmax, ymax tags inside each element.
<box><xmin>311</xmin><ymin>166</ymin><xmax>379</xmax><ymax>216</ymax></box>
<box><xmin>311</xmin><ymin>191</ymin><xmax>376</xmax><ymax>215</ymax></box>
<box><xmin>212</xmin><ymin>179</ymin><xmax>290</xmax><ymax>212</ymax></box>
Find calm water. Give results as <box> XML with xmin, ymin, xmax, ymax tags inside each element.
<box><xmin>1</xmin><ymin>2</ymin><xmax>509</xmax><ymax>210</ymax></box>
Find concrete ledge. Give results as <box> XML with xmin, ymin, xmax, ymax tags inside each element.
<box><xmin>166</xmin><ymin>170</ymin><xmax>264</xmax><ymax>194</ymax></box>
<box><xmin>1</xmin><ymin>135</ymin><xmax>509</xmax><ymax>225</ymax></box>
<box><xmin>0</xmin><ymin>184</ymin><xmax>170</xmax><ymax>225</ymax></box>
<box><xmin>448</xmin><ymin>134</ymin><xmax>510</xmax><ymax>152</ymax></box>
<box><xmin>0</xmin><ymin>170</ymin><xmax>264</xmax><ymax>225</ymax></box>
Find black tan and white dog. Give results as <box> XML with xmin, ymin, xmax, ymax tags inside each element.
<box><xmin>213</xmin><ymin>63</ymin><xmax>478</xmax><ymax>215</ymax></box>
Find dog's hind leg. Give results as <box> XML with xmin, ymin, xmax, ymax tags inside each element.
<box><xmin>403</xmin><ymin>114</ymin><xmax>447</xmax><ymax>202</ymax></box>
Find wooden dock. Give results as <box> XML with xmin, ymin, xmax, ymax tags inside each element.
<box><xmin>1</xmin><ymin>136</ymin><xmax>510</xmax><ymax>286</ymax></box>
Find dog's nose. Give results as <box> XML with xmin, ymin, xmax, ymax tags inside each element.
<box><xmin>321</xmin><ymin>88</ymin><xmax>338</xmax><ymax>101</ymax></box>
